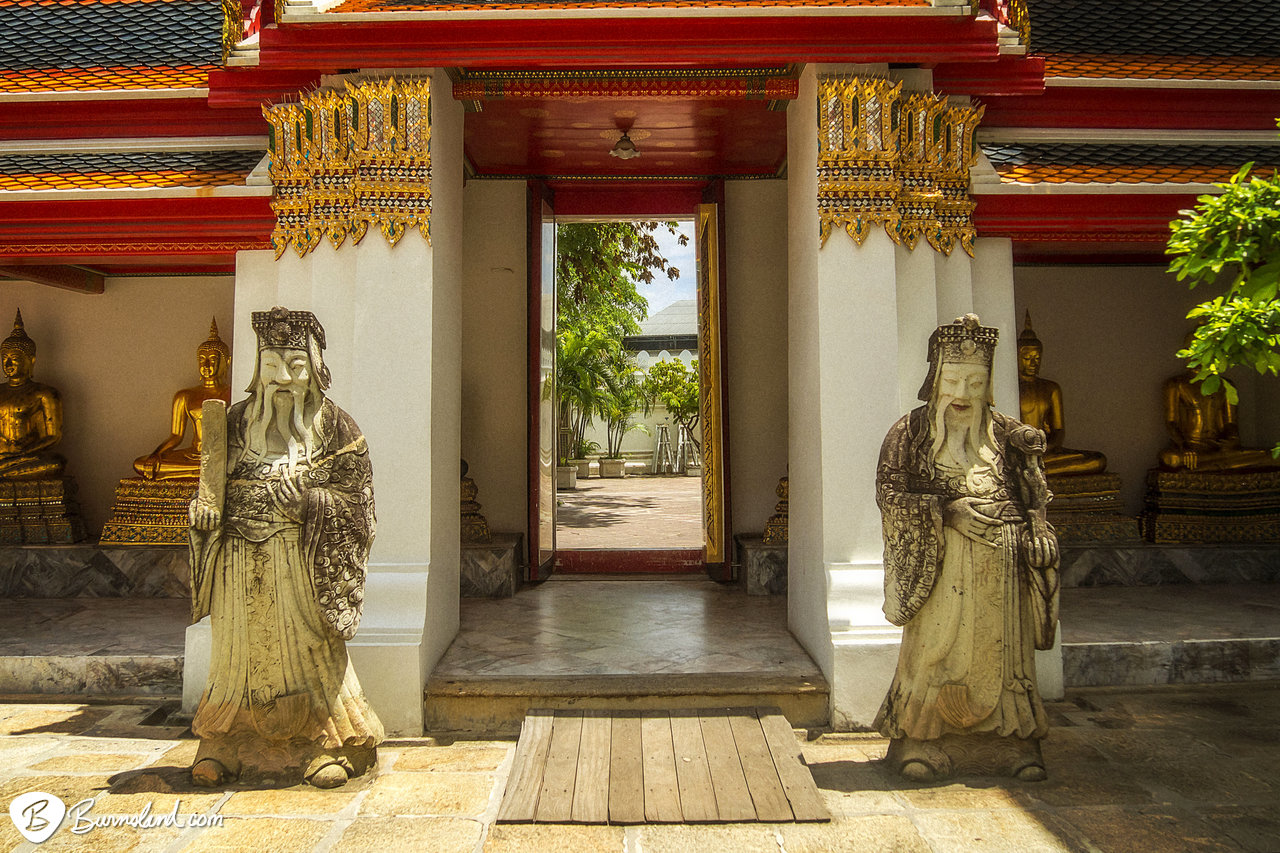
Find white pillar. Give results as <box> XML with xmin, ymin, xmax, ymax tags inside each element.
<box><xmin>934</xmin><ymin>248</ymin><xmax>974</xmax><ymax>324</ymax></box>
<box><xmin>789</xmin><ymin>65</ymin><xmax>904</xmax><ymax>730</ymax></box>
<box><xmin>895</xmin><ymin>246</ymin><xmax>938</xmax><ymax>415</ymax></box>
<box><xmin>971</xmin><ymin>236</ymin><xmax>1063</xmax><ymax>699</ymax></box>
<box><xmin>188</xmin><ymin>69</ymin><xmax>463</xmax><ymax>735</ymax></box>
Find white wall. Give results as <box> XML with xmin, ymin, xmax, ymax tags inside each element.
<box><xmin>460</xmin><ymin>180</ymin><xmax>528</xmax><ymax>534</ymax></box>
<box><xmin>725</xmin><ymin>179</ymin><xmax>789</xmax><ymax>536</ymax></box>
<box><xmin>1014</xmin><ymin>264</ymin><xmax>1275</xmax><ymax>515</ymax></box>
<box><xmin>0</xmin><ymin>276</ymin><xmax>234</xmax><ymax>535</ymax></box>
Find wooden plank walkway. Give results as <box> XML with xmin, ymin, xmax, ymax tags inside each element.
<box><xmin>497</xmin><ymin>707</ymin><xmax>830</xmax><ymax>825</ymax></box>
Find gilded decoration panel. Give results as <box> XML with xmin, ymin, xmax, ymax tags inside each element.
<box><xmin>816</xmin><ymin>76</ymin><xmax>982</xmax><ymax>257</ymax></box>
<box><xmin>263</xmin><ymin>77</ymin><xmax>432</xmax><ymax>259</ymax></box>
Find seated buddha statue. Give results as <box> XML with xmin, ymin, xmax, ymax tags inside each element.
<box><xmin>1017</xmin><ymin>313</ymin><xmax>1107</xmax><ymax>477</ymax></box>
<box><xmin>133</xmin><ymin>319</ymin><xmax>231</xmax><ymax>481</ymax></box>
<box><xmin>0</xmin><ymin>310</ymin><xmax>66</xmax><ymax>480</ymax></box>
<box><xmin>1158</xmin><ymin>368</ymin><xmax>1279</xmax><ymax>472</ymax></box>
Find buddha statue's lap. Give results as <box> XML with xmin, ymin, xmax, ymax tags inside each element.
<box><xmin>132</xmin><ymin>320</ymin><xmax>231</xmax><ymax>481</ymax></box>
<box><xmin>1016</xmin><ymin>314</ymin><xmax>1108</xmax><ymax>478</ymax></box>
<box><xmin>1159</xmin><ymin>372</ymin><xmax>1280</xmax><ymax>473</ymax></box>
<box><xmin>0</xmin><ymin>311</ymin><xmax>66</xmax><ymax>483</ymax></box>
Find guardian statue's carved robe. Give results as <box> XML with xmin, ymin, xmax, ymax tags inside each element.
<box><xmin>189</xmin><ymin>307</ymin><xmax>383</xmax><ymax>789</ymax></box>
<box><xmin>874</xmin><ymin>314</ymin><xmax>1059</xmax><ymax>782</ymax></box>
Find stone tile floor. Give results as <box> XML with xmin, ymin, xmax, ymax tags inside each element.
<box><xmin>556</xmin><ymin>475</ymin><xmax>702</xmax><ymax>550</ymax></box>
<box><xmin>2</xmin><ymin>682</ymin><xmax>1279</xmax><ymax>852</ymax></box>
<box><xmin>434</xmin><ymin>577</ymin><xmax>820</xmax><ymax>678</ymax></box>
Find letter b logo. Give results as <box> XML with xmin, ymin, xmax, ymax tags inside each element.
<box><xmin>9</xmin><ymin>791</ymin><xmax>66</xmax><ymax>843</ymax></box>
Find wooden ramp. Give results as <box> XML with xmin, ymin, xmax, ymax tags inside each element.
<box><xmin>497</xmin><ymin>707</ymin><xmax>830</xmax><ymax>824</ymax></box>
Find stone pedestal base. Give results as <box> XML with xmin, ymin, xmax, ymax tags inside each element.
<box><xmin>885</xmin><ymin>733</ymin><xmax>1044</xmax><ymax>781</ymax></box>
<box><xmin>100</xmin><ymin>477</ymin><xmax>197</xmax><ymax>546</ymax></box>
<box><xmin>1142</xmin><ymin>470</ymin><xmax>1280</xmax><ymax>544</ymax></box>
<box><xmin>736</xmin><ymin>534</ymin><xmax>787</xmax><ymax>595</ymax></box>
<box><xmin>460</xmin><ymin>532</ymin><xmax>522</xmax><ymax>598</ymax></box>
<box><xmin>1047</xmin><ymin>473</ymin><xmax>1141</xmax><ymax>545</ymax></box>
<box><xmin>0</xmin><ymin>477</ymin><xmax>86</xmax><ymax>544</ymax></box>
<box><xmin>0</xmin><ymin>546</ymin><xmax>190</xmax><ymax>596</ymax></box>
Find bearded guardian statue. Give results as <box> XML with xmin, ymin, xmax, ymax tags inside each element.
<box><xmin>188</xmin><ymin>307</ymin><xmax>383</xmax><ymax>789</ymax></box>
<box><xmin>875</xmin><ymin>313</ymin><xmax>1059</xmax><ymax>782</ymax></box>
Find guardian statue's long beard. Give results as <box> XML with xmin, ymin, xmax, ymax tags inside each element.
<box><xmin>926</xmin><ymin>391</ymin><xmax>1000</xmax><ymax>477</ymax></box>
<box><xmin>241</xmin><ymin>380</ymin><xmax>324</xmax><ymax>475</ymax></box>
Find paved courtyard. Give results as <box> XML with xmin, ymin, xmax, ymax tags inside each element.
<box><xmin>556</xmin><ymin>474</ymin><xmax>702</xmax><ymax>550</ymax></box>
<box><xmin>2</xmin><ymin>682</ymin><xmax>1278</xmax><ymax>852</ymax></box>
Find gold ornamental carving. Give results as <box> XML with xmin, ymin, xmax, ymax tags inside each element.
<box><xmin>817</xmin><ymin>76</ymin><xmax>983</xmax><ymax>257</ymax></box>
<box><xmin>264</xmin><ymin>78</ymin><xmax>432</xmax><ymax>260</ymax></box>
<box><xmin>762</xmin><ymin>475</ymin><xmax>789</xmax><ymax>545</ymax></box>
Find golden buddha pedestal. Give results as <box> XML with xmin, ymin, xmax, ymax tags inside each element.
<box><xmin>1143</xmin><ymin>369</ymin><xmax>1280</xmax><ymax>543</ymax></box>
<box><xmin>1017</xmin><ymin>313</ymin><xmax>1138</xmax><ymax>544</ymax></box>
<box><xmin>100</xmin><ymin>321</ymin><xmax>231</xmax><ymax>546</ymax></box>
<box><xmin>0</xmin><ymin>310</ymin><xmax>86</xmax><ymax>544</ymax></box>
<box><xmin>460</xmin><ymin>458</ymin><xmax>492</xmax><ymax>544</ymax></box>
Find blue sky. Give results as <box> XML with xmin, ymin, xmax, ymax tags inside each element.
<box><xmin>637</xmin><ymin>219</ymin><xmax>696</xmax><ymax>318</ymax></box>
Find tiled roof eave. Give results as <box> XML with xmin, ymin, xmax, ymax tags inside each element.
<box><xmin>0</xmin><ymin>184</ymin><xmax>272</xmax><ymax>202</ymax></box>
<box><xmin>1046</xmin><ymin>77</ymin><xmax>1280</xmax><ymax>90</ymax></box>
<box><xmin>972</xmin><ymin>181</ymin><xmax>1229</xmax><ymax>195</ymax></box>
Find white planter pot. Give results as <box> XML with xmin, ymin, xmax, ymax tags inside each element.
<box><xmin>600</xmin><ymin>459</ymin><xmax>627</xmax><ymax>478</ymax></box>
<box><xmin>572</xmin><ymin>459</ymin><xmax>591</xmax><ymax>479</ymax></box>
<box><xmin>556</xmin><ymin>466</ymin><xmax>577</xmax><ymax>489</ymax></box>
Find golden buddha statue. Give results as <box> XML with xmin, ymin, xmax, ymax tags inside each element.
<box><xmin>0</xmin><ymin>310</ymin><xmax>66</xmax><ymax>481</ymax></box>
<box><xmin>1158</xmin><ymin>369</ymin><xmax>1279</xmax><ymax>472</ymax></box>
<box><xmin>1017</xmin><ymin>313</ymin><xmax>1107</xmax><ymax>477</ymax></box>
<box><xmin>133</xmin><ymin>319</ymin><xmax>231</xmax><ymax>481</ymax></box>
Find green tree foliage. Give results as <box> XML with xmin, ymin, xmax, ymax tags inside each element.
<box><xmin>553</xmin><ymin>221</ymin><xmax>684</xmax><ymax>462</ymax></box>
<box><xmin>556</xmin><ymin>221</ymin><xmax>683</xmax><ymax>339</ymax></box>
<box><xmin>642</xmin><ymin>358</ymin><xmax>701</xmax><ymax>451</ymax></box>
<box><xmin>598</xmin><ymin>348</ymin><xmax>648</xmax><ymax>459</ymax></box>
<box><xmin>1167</xmin><ymin>146</ymin><xmax>1280</xmax><ymax>406</ymax></box>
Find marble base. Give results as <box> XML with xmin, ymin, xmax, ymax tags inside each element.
<box><xmin>1047</xmin><ymin>473</ymin><xmax>1141</xmax><ymax>545</ymax></box>
<box><xmin>0</xmin><ymin>546</ymin><xmax>190</xmax><ymax>597</ymax></box>
<box><xmin>0</xmin><ymin>477</ymin><xmax>86</xmax><ymax>544</ymax></box>
<box><xmin>1063</xmin><ymin>638</ymin><xmax>1280</xmax><ymax>687</ymax></box>
<box><xmin>99</xmin><ymin>477</ymin><xmax>197</xmax><ymax>546</ymax></box>
<box><xmin>1143</xmin><ymin>469</ymin><xmax>1280</xmax><ymax>543</ymax></box>
<box><xmin>0</xmin><ymin>653</ymin><xmax>183</xmax><ymax>696</ymax></box>
<box><xmin>1060</xmin><ymin>544</ymin><xmax>1280</xmax><ymax>587</ymax></box>
<box><xmin>736</xmin><ymin>534</ymin><xmax>787</xmax><ymax>595</ymax></box>
<box><xmin>460</xmin><ymin>532</ymin><xmax>522</xmax><ymax>598</ymax></box>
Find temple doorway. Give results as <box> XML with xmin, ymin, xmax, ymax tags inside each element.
<box><xmin>548</xmin><ymin>217</ymin><xmax>708</xmax><ymax>572</ymax></box>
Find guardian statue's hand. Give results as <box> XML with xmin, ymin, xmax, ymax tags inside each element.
<box><xmin>943</xmin><ymin>496</ymin><xmax>1000</xmax><ymax>547</ymax></box>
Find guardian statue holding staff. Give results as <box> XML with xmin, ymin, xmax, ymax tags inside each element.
<box><xmin>875</xmin><ymin>314</ymin><xmax>1059</xmax><ymax>782</ymax></box>
<box><xmin>189</xmin><ymin>306</ymin><xmax>383</xmax><ymax>789</ymax></box>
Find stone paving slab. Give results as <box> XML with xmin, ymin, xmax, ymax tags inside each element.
<box><xmin>556</xmin><ymin>476</ymin><xmax>702</xmax><ymax>550</ymax></box>
<box><xmin>1</xmin><ymin>682</ymin><xmax>1279</xmax><ymax>851</ymax></box>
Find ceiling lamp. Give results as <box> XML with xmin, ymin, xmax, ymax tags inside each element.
<box><xmin>610</xmin><ymin>132</ymin><xmax>641</xmax><ymax>160</ymax></box>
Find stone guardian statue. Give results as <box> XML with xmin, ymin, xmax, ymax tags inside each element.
<box><xmin>188</xmin><ymin>306</ymin><xmax>383</xmax><ymax>789</ymax></box>
<box><xmin>875</xmin><ymin>313</ymin><xmax>1059</xmax><ymax>782</ymax></box>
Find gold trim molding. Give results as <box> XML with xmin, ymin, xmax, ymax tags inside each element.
<box><xmin>817</xmin><ymin>76</ymin><xmax>983</xmax><ymax>257</ymax></box>
<box><xmin>263</xmin><ymin>78</ymin><xmax>432</xmax><ymax>260</ymax></box>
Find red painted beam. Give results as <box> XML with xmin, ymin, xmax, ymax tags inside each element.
<box><xmin>207</xmin><ymin>68</ymin><xmax>327</xmax><ymax>109</ymax></box>
<box><xmin>0</xmin><ymin>98</ymin><xmax>267</xmax><ymax>141</ymax></box>
<box><xmin>933</xmin><ymin>54</ymin><xmax>1045</xmax><ymax>97</ymax></box>
<box><xmin>555</xmin><ymin>549</ymin><xmax>704</xmax><ymax>574</ymax></box>
<box><xmin>979</xmin><ymin>86</ymin><xmax>1280</xmax><ymax>131</ymax></box>
<box><xmin>257</xmin><ymin>15</ymin><xmax>999</xmax><ymax>69</ymax></box>
<box><xmin>0</xmin><ymin>196</ymin><xmax>274</xmax><ymax>264</ymax></box>
<box><xmin>974</xmin><ymin>192</ymin><xmax>1197</xmax><ymax>244</ymax></box>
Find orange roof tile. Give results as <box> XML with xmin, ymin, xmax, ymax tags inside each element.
<box><xmin>0</xmin><ymin>167</ymin><xmax>249</xmax><ymax>190</ymax></box>
<box><xmin>994</xmin><ymin>163</ymin><xmax>1278</xmax><ymax>185</ymax></box>
<box><xmin>330</xmin><ymin>0</ymin><xmax>925</xmax><ymax>12</ymax></box>
<box><xmin>0</xmin><ymin>151</ymin><xmax>260</xmax><ymax>191</ymax></box>
<box><xmin>0</xmin><ymin>65</ymin><xmax>211</xmax><ymax>93</ymax></box>
<box><xmin>1045</xmin><ymin>54</ymin><xmax>1280</xmax><ymax>82</ymax></box>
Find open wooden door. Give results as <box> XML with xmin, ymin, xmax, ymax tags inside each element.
<box><xmin>697</xmin><ymin>189</ymin><xmax>732</xmax><ymax>581</ymax></box>
<box><xmin>527</xmin><ymin>183</ymin><xmax>556</xmax><ymax>581</ymax></box>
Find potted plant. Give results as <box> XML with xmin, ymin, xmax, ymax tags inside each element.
<box><xmin>598</xmin><ymin>349</ymin><xmax>647</xmax><ymax>478</ymax></box>
<box><xmin>572</xmin><ymin>438</ymin><xmax>599</xmax><ymax>479</ymax></box>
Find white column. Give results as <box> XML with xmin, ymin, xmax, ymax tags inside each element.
<box><xmin>971</xmin><ymin>236</ymin><xmax>1063</xmax><ymax>699</ymax></box>
<box><xmin>971</xmin><ymin>237</ymin><xmax>1020</xmax><ymax>419</ymax></box>
<box><xmin>188</xmin><ymin>69</ymin><xmax>463</xmax><ymax>735</ymax></box>
<box><xmin>934</xmin><ymin>248</ymin><xmax>974</xmax><ymax>324</ymax></box>
<box><xmin>895</xmin><ymin>246</ymin><xmax>938</xmax><ymax>415</ymax></box>
<box><xmin>789</xmin><ymin>64</ymin><xmax>904</xmax><ymax>730</ymax></box>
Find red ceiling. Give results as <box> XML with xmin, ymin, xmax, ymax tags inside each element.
<box><xmin>463</xmin><ymin>94</ymin><xmax>788</xmax><ymax>179</ymax></box>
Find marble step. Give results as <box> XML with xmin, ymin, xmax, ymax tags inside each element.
<box><xmin>424</xmin><ymin>673</ymin><xmax>830</xmax><ymax>737</ymax></box>
<box><xmin>0</xmin><ymin>653</ymin><xmax>182</xmax><ymax>698</ymax></box>
<box><xmin>1061</xmin><ymin>583</ymin><xmax>1280</xmax><ymax>688</ymax></box>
